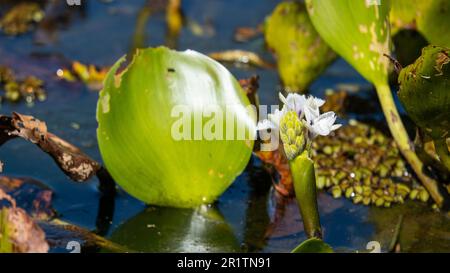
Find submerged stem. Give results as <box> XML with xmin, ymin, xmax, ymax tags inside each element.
<box><xmin>375</xmin><ymin>83</ymin><xmax>444</xmax><ymax>207</ymax></box>
<box><xmin>435</xmin><ymin>138</ymin><xmax>450</xmax><ymax>173</ymax></box>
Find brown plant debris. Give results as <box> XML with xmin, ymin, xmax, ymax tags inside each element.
<box><xmin>239</xmin><ymin>75</ymin><xmax>260</xmax><ymax>110</ymax></box>
<box><xmin>0</xmin><ymin>112</ymin><xmax>100</xmax><ymax>182</ymax></box>
<box><xmin>208</xmin><ymin>50</ymin><xmax>274</xmax><ymax>69</ymax></box>
<box><xmin>0</xmin><ymin>176</ymin><xmax>55</xmax><ymax>221</ymax></box>
<box><xmin>234</xmin><ymin>25</ymin><xmax>263</xmax><ymax>42</ymax></box>
<box><xmin>0</xmin><ymin>188</ymin><xmax>49</xmax><ymax>253</ymax></box>
<box><xmin>255</xmin><ymin>148</ymin><xmax>293</xmax><ymax>197</ymax></box>
<box><xmin>43</xmin><ymin>219</ymin><xmax>133</xmax><ymax>253</ymax></box>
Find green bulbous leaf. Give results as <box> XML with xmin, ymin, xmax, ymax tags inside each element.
<box><xmin>391</xmin><ymin>0</ymin><xmax>450</xmax><ymax>48</ymax></box>
<box><xmin>390</xmin><ymin>0</ymin><xmax>423</xmax><ymax>33</ymax></box>
<box><xmin>265</xmin><ymin>1</ymin><xmax>336</xmax><ymax>92</ymax></box>
<box><xmin>292</xmin><ymin>238</ymin><xmax>333</xmax><ymax>253</ymax></box>
<box><xmin>417</xmin><ymin>0</ymin><xmax>450</xmax><ymax>48</ymax></box>
<box><xmin>97</xmin><ymin>47</ymin><xmax>256</xmax><ymax>208</ymax></box>
<box><xmin>306</xmin><ymin>0</ymin><xmax>392</xmax><ymax>86</ymax></box>
<box><xmin>398</xmin><ymin>45</ymin><xmax>450</xmax><ymax>140</ymax></box>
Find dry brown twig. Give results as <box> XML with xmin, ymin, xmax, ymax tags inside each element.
<box><xmin>0</xmin><ymin>112</ymin><xmax>100</xmax><ymax>182</ymax></box>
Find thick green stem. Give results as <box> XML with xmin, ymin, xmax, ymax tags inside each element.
<box><xmin>435</xmin><ymin>138</ymin><xmax>450</xmax><ymax>172</ymax></box>
<box><xmin>375</xmin><ymin>83</ymin><xmax>444</xmax><ymax>207</ymax></box>
<box><xmin>290</xmin><ymin>152</ymin><xmax>322</xmax><ymax>239</ymax></box>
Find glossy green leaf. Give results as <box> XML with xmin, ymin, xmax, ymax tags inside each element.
<box><xmin>97</xmin><ymin>47</ymin><xmax>256</xmax><ymax>208</ymax></box>
<box><xmin>265</xmin><ymin>1</ymin><xmax>336</xmax><ymax>92</ymax></box>
<box><xmin>292</xmin><ymin>238</ymin><xmax>333</xmax><ymax>253</ymax></box>
<box><xmin>108</xmin><ymin>206</ymin><xmax>240</xmax><ymax>252</ymax></box>
<box><xmin>306</xmin><ymin>0</ymin><xmax>391</xmax><ymax>86</ymax></box>
<box><xmin>398</xmin><ymin>45</ymin><xmax>450</xmax><ymax>140</ymax></box>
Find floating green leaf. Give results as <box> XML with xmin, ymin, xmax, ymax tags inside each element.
<box><xmin>97</xmin><ymin>47</ymin><xmax>256</xmax><ymax>208</ymax></box>
<box><xmin>292</xmin><ymin>237</ymin><xmax>333</xmax><ymax>253</ymax></box>
<box><xmin>265</xmin><ymin>1</ymin><xmax>336</xmax><ymax>93</ymax></box>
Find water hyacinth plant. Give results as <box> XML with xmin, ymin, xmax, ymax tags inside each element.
<box><xmin>264</xmin><ymin>1</ymin><xmax>336</xmax><ymax>92</ymax></box>
<box><xmin>257</xmin><ymin>93</ymin><xmax>341</xmax><ymax>238</ymax></box>
<box><xmin>391</xmin><ymin>0</ymin><xmax>450</xmax><ymax>48</ymax></box>
<box><xmin>97</xmin><ymin>47</ymin><xmax>256</xmax><ymax>208</ymax></box>
<box><xmin>398</xmin><ymin>45</ymin><xmax>450</xmax><ymax>172</ymax></box>
<box><xmin>305</xmin><ymin>0</ymin><xmax>444</xmax><ymax>206</ymax></box>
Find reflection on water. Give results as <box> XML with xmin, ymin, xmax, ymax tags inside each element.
<box><xmin>109</xmin><ymin>205</ymin><xmax>240</xmax><ymax>253</ymax></box>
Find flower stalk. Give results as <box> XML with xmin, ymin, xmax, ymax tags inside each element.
<box><xmin>258</xmin><ymin>93</ymin><xmax>341</xmax><ymax>239</ymax></box>
<box><xmin>290</xmin><ymin>151</ymin><xmax>322</xmax><ymax>238</ymax></box>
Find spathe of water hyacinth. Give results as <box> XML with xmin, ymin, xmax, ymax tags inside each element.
<box><xmin>398</xmin><ymin>45</ymin><xmax>450</xmax><ymax>172</ymax></box>
<box><xmin>97</xmin><ymin>47</ymin><xmax>256</xmax><ymax>208</ymax></box>
<box><xmin>305</xmin><ymin>0</ymin><xmax>444</xmax><ymax>207</ymax></box>
<box><xmin>264</xmin><ymin>1</ymin><xmax>336</xmax><ymax>92</ymax></box>
<box><xmin>257</xmin><ymin>92</ymin><xmax>341</xmax><ymax>238</ymax></box>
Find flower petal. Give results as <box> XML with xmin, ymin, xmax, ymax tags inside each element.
<box><xmin>256</xmin><ymin>119</ymin><xmax>276</xmax><ymax>131</ymax></box>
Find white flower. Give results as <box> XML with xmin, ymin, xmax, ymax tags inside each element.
<box><xmin>279</xmin><ymin>93</ymin><xmax>306</xmax><ymax>115</ymax></box>
<box><xmin>256</xmin><ymin>108</ymin><xmax>284</xmax><ymax>131</ymax></box>
<box><xmin>257</xmin><ymin>92</ymin><xmax>341</xmax><ymax>139</ymax></box>
<box><xmin>306</xmin><ymin>111</ymin><xmax>342</xmax><ymax>138</ymax></box>
<box><xmin>256</xmin><ymin>119</ymin><xmax>276</xmax><ymax>131</ymax></box>
<box><xmin>303</xmin><ymin>96</ymin><xmax>325</xmax><ymax>123</ymax></box>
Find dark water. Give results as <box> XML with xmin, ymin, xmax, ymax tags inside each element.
<box><xmin>0</xmin><ymin>0</ymin><xmax>448</xmax><ymax>253</ymax></box>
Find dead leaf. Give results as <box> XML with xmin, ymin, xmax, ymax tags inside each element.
<box><xmin>239</xmin><ymin>75</ymin><xmax>260</xmax><ymax>111</ymax></box>
<box><xmin>234</xmin><ymin>25</ymin><xmax>263</xmax><ymax>42</ymax></box>
<box><xmin>255</xmin><ymin>149</ymin><xmax>294</xmax><ymax>197</ymax></box>
<box><xmin>0</xmin><ymin>188</ymin><xmax>49</xmax><ymax>253</ymax></box>
<box><xmin>0</xmin><ymin>176</ymin><xmax>55</xmax><ymax>221</ymax></box>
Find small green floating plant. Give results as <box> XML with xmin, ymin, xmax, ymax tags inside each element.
<box><xmin>257</xmin><ymin>92</ymin><xmax>341</xmax><ymax>247</ymax></box>
<box><xmin>97</xmin><ymin>47</ymin><xmax>256</xmax><ymax>208</ymax></box>
<box><xmin>305</xmin><ymin>0</ymin><xmax>444</xmax><ymax>207</ymax></box>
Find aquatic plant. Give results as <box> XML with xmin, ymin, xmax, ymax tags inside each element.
<box><xmin>291</xmin><ymin>237</ymin><xmax>333</xmax><ymax>253</ymax></box>
<box><xmin>398</xmin><ymin>45</ymin><xmax>450</xmax><ymax>172</ymax></box>
<box><xmin>264</xmin><ymin>1</ymin><xmax>336</xmax><ymax>92</ymax></box>
<box><xmin>257</xmin><ymin>93</ymin><xmax>341</xmax><ymax>238</ymax></box>
<box><xmin>305</xmin><ymin>0</ymin><xmax>444</xmax><ymax>207</ymax></box>
<box><xmin>97</xmin><ymin>47</ymin><xmax>256</xmax><ymax>208</ymax></box>
<box><xmin>391</xmin><ymin>0</ymin><xmax>450</xmax><ymax>48</ymax></box>
<box><xmin>313</xmin><ymin>121</ymin><xmax>432</xmax><ymax>207</ymax></box>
